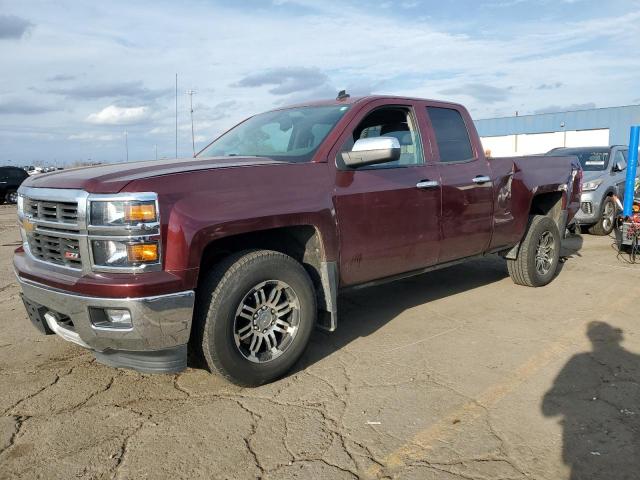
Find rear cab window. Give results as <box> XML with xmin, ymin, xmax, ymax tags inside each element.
<box><xmin>426</xmin><ymin>107</ymin><xmax>474</xmax><ymax>162</ymax></box>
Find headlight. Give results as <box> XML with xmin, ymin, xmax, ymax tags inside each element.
<box><xmin>87</xmin><ymin>193</ymin><xmax>161</xmax><ymax>271</ymax></box>
<box><xmin>581</xmin><ymin>180</ymin><xmax>602</xmax><ymax>192</ymax></box>
<box><xmin>90</xmin><ymin>199</ymin><xmax>157</xmax><ymax>226</ymax></box>
<box><xmin>92</xmin><ymin>240</ymin><xmax>159</xmax><ymax>268</ymax></box>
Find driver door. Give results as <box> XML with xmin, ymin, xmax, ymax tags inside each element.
<box><xmin>331</xmin><ymin>100</ymin><xmax>442</xmax><ymax>286</ymax></box>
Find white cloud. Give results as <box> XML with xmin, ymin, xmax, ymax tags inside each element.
<box><xmin>86</xmin><ymin>105</ymin><xmax>150</xmax><ymax>125</ymax></box>
<box><xmin>68</xmin><ymin>132</ymin><xmax>118</xmax><ymax>141</ymax></box>
<box><xmin>1</xmin><ymin>0</ymin><xmax>639</xmax><ymax>164</ymax></box>
<box><xmin>148</xmin><ymin>126</ymin><xmax>171</xmax><ymax>135</ymax></box>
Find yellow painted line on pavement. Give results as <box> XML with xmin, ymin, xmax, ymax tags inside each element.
<box><xmin>366</xmin><ymin>293</ymin><xmax>634</xmax><ymax>478</ymax></box>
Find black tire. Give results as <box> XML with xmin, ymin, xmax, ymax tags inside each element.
<box><xmin>4</xmin><ymin>191</ymin><xmax>17</xmax><ymax>204</ymax></box>
<box><xmin>587</xmin><ymin>196</ymin><xmax>615</xmax><ymax>236</ymax></box>
<box><xmin>507</xmin><ymin>215</ymin><xmax>561</xmax><ymax>287</ymax></box>
<box><xmin>567</xmin><ymin>222</ymin><xmax>579</xmax><ymax>236</ymax></box>
<box><xmin>194</xmin><ymin>250</ymin><xmax>316</xmax><ymax>386</ymax></box>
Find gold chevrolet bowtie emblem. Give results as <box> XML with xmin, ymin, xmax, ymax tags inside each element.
<box><xmin>22</xmin><ymin>218</ymin><xmax>35</xmax><ymax>233</ymax></box>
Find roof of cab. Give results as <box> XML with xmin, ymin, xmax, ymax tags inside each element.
<box><xmin>271</xmin><ymin>94</ymin><xmax>466</xmax><ymax>112</ymax></box>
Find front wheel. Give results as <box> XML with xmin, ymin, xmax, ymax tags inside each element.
<box><xmin>588</xmin><ymin>196</ymin><xmax>615</xmax><ymax>236</ymax></box>
<box><xmin>194</xmin><ymin>250</ymin><xmax>316</xmax><ymax>386</ymax></box>
<box><xmin>5</xmin><ymin>191</ymin><xmax>17</xmax><ymax>204</ymax></box>
<box><xmin>507</xmin><ymin>215</ymin><xmax>561</xmax><ymax>287</ymax></box>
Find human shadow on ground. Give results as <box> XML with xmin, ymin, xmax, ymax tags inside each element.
<box><xmin>542</xmin><ymin>322</ymin><xmax>640</xmax><ymax>480</ymax></box>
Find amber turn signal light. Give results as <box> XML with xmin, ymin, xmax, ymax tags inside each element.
<box><xmin>127</xmin><ymin>243</ymin><xmax>159</xmax><ymax>263</ymax></box>
<box><xmin>125</xmin><ymin>203</ymin><xmax>156</xmax><ymax>222</ymax></box>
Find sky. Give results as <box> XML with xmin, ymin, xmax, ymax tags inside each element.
<box><xmin>1</xmin><ymin>0</ymin><xmax>639</xmax><ymax>165</ymax></box>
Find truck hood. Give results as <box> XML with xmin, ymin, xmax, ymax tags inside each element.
<box><xmin>22</xmin><ymin>156</ymin><xmax>286</xmax><ymax>193</ymax></box>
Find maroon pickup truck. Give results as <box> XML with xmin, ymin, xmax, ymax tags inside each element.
<box><xmin>15</xmin><ymin>95</ymin><xmax>581</xmax><ymax>385</ymax></box>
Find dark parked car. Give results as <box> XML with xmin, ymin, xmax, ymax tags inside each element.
<box><xmin>0</xmin><ymin>166</ymin><xmax>29</xmax><ymax>204</ymax></box>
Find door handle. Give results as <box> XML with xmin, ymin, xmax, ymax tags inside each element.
<box><xmin>472</xmin><ymin>175</ymin><xmax>491</xmax><ymax>184</ymax></box>
<box><xmin>416</xmin><ymin>180</ymin><xmax>440</xmax><ymax>189</ymax></box>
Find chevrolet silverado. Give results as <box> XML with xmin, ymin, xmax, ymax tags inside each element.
<box><xmin>15</xmin><ymin>95</ymin><xmax>581</xmax><ymax>385</ymax></box>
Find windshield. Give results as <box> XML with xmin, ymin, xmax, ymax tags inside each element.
<box><xmin>197</xmin><ymin>105</ymin><xmax>350</xmax><ymax>162</ymax></box>
<box><xmin>548</xmin><ymin>148</ymin><xmax>610</xmax><ymax>171</ymax></box>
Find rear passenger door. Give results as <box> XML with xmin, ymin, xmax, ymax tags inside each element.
<box><xmin>424</xmin><ymin>105</ymin><xmax>494</xmax><ymax>262</ymax></box>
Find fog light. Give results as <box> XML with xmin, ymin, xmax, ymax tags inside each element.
<box><xmin>90</xmin><ymin>307</ymin><xmax>132</xmax><ymax>330</ymax></box>
<box><xmin>106</xmin><ymin>309</ymin><xmax>132</xmax><ymax>326</ymax></box>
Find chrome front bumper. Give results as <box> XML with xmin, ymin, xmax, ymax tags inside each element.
<box><xmin>18</xmin><ymin>277</ymin><xmax>195</xmax><ymax>372</ymax></box>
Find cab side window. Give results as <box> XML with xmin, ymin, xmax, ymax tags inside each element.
<box><xmin>337</xmin><ymin>107</ymin><xmax>424</xmax><ymax>169</ymax></box>
<box><xmin>614</xmin><ymin>151</ymin><xmax>627</xmax><ymax>171</ymax></box>
<box><xmin>427</xmin><ymin>107</ymin><xmax>474</xmax><ymax>162</ymax></box>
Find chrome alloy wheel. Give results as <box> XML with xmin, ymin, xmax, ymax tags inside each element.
<box><xmin>602</xmin><ymin>200</ymin><xmax>615</xmax><ymax>232</ymax></box>
<box><xmin>233</xmin><ymin>280</ymin><xmax>300</xmax><ymax>363</ymax></box>
<box><xmin>535</xmin><ymin>231</ymin><xmax>555</xmax><ymax>276</ymax></box>
<box><xmin>7</xmin><ymin>191</ymin><xmax>18</xmax><ymax>204</ymax></box>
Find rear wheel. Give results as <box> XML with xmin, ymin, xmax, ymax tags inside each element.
<box><xmin>508</xmin><ymin>215</ymin><xmax>561</xmax><ymax>287</ymax></box>
<box><xmin>588</xmin><ymin>196</ymin><xmax>615</xmax><ymax>236</ymax></box>
<box><xmin>5</xmin><ymin>191</ymin><xmax>17</xmax><ymax>204</ymax></box>
<box><xmin>194</xmin><ymin>250</ymin><xmax>316</xmax><ymax>386</ymax></box>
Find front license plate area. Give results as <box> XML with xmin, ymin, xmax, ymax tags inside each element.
<box><xmin>21</xmin><ymin>294</ymin><xmax>54</xmax><ymax>335</ymax></box>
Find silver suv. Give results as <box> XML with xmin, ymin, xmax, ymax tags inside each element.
<box><xmin>548</xmin><ymin>146</ymin><xmax>633</xmax><ymax>235</ymax></box>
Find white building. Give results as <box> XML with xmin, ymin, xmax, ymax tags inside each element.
<box><xmin>474</xmin><ymin>104</ymin><xmax>640</xmax><ymax>157</ymax></box>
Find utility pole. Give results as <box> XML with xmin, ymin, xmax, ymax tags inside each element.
<box><xmin>175</xmin><ymin>73</ymin><xmax>178</xmax><ymax>158</ymax></box>
<box><xmin>186</xmin><ymin>89</ymin><xmax>197</xmax><ymax>157</ymax></box>
<box><xmin>124</xmin><ymin>130</ymin><xmax>129</xmax><ymax>162</ymax></box>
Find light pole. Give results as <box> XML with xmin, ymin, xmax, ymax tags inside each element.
<box><xmin>124</xmin><ymin>130</ymin><xmax>129</xmax><ymax>162</ymax></box>
<box><xmin>154</xmin><ymin>144</ymin><xmax>158</xmax><ymax>161</ymax></box>
<box><xmin>186</xmin><ymin>89</ymin><xmax>197</xmax><ymax>157</ymax></box>
<box><xmin>175</xmin><ymin>73</ymin><xmax>178</xmax><ymax>158</ymax></box>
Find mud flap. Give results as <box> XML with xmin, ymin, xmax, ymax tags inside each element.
<box><xmin>317</xmin><ymin>261</ymin><xmax>338</xmax><ymax>332</ymax></box>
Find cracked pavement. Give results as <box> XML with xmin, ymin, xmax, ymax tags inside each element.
<box><xmin>1</xmin><ymin>203</ymin><xmax>639</xmax><ymax>479</ymax></box>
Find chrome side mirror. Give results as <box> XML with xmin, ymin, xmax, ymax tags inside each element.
<box><xmin>341</xmin><ymin>137</ymin><xmax>401</xmax><ymax>168</ymax></box>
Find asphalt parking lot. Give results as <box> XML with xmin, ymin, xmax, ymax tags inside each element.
<box><xmin>1</xmin><ymin>202</ymin><xmax>639</xmax><ymax>480</ymax></box>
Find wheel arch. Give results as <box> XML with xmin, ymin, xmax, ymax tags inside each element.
<box><xmin>197</xmin><ymin>224</ymin><xmax>338</xmax><ymax>331</ymax></box>
<box><xmin>504</xmin><ymin>191</ymin><xmax>565</xmax><ymax>260</ymax></box>
<box><xmin>528</xmin><ymin>191</ymin><xmax>565</xmax><ymax>229</ymax></box>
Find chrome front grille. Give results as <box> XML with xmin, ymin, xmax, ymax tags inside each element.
<box><xmin>28</xmin><ymin>231</ymin><xmax>82</xmax><ymax>268</ymax></box>
<box><xmin>24</xmin><ymin>198</ymin><xmax>78</xmax><ymax>225</ymax></box>
<box><xmin>18</xmin><ymin>187</ymin><xmax>161</xmax><ymax>274</ymax></box>
<box><xmin>18</xmin><ymin>188</ymin><xmax>88</xmax><ymax>272</ymax></box>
